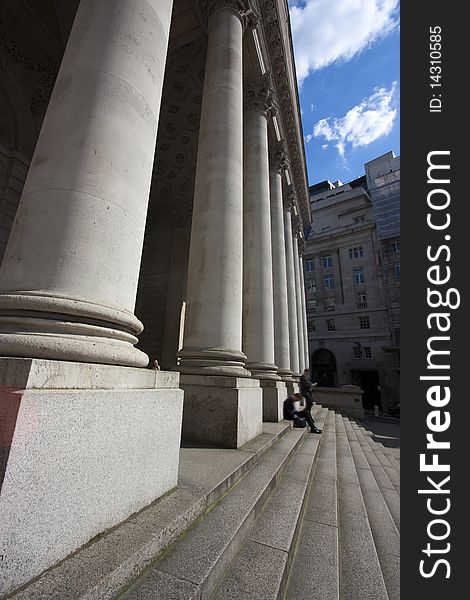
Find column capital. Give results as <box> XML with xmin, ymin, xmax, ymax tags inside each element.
<box><xmin>203</xmin><ymin>0</ymin><xmax>254</xmax><ymax>27</ymax></box>
<box><xmin>293</xmin><ymin>217</ymin><xmax>305</xmax><ymax>256</ymax></box>
<box><xmin>283</xmin><ymin>184</ymin><xmax>297</xmax><ymax>213</ymax></box>
<box><xmin>269</xmin><ymin>140</ymin><xmax>289</xmax><ymax>174</ymax></box>
<box><xmin>244</xmin><ymin>73</ymin><xmax>275</xmax><ymax>116</ymax></box>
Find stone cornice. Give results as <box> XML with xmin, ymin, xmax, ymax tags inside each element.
<box><xmin>257</xmin><ymin>0</ymin><xmax>310</xmax><ymax>225</ymax></box>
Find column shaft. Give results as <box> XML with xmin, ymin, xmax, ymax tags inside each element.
<box><xmin>284</xmin><ymin>207</ymin><xmax>300</xmax><ymax>376</ymax></box>
<box><xmin>270</xmin><ymin>168</ymin><xmax>292</xmax><ymax>379</ymax></box>
<box><xmin>178</xmin><ymin>5</ymin><xmax>248</xmax><ymax>376</ymax></box>
<box><xmin>0</xmin><ymin>0</ymin><xmax>173</xmax><ymax>367</ymax></box>
<box><xmin>299</xmin><ymin>253</ymin><xmax>310</xmax><ymax>368</ymax></box>
<box><xmin>242</xmin><ymin>100</ymin><xmax>278</xmax><ymax>378</ymax></box>
<box><xmin>293</xmin><ymin>240</ymin><xmax>305</xmax><ymax>371</ymax></box>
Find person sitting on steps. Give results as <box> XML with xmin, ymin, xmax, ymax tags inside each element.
<box><xmin>283</xmin><ymin>393</ymin><xmax>322</xmax><ymax>434</ymax></box>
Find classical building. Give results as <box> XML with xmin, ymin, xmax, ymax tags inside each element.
<box><xmin>304</xmin><ymin>152</ymin><xmax>400</xmax><ymax>413</ymax></box>
<box><xmin>0</xmin><ymin>0</ymin><xmax>310</xmax><ymax>594</ymax></box>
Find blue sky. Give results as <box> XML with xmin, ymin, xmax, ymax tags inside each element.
<box><xmin>289</xmin><ymin>0</ymin><xmax>400</xmax><ymax>185</ymax></box>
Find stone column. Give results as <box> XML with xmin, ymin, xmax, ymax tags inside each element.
<box><xmin>0</xmin><ymin>0</ymin><xmax>173</xmax><ymax>368</ymax></box>
<box><xmin>178</xmin><ymin>0</ymin><xmax>249</xmax><ymax>378</ymax></box>
<box><xmin>269</xmin><ymin>144</ymin><xmax>292</xmax><ymax>381</ymax></box>
<box><xmin>298</xmin><ymin>246</ymin><xmax>310</xmax><ymax>369</ymax></box>
<box><xmin>284</xmin><ymin>190</ymin><xmax>300</xmax><ymax>377</ymax></box>
<box><xmin>0</xmin><ymin>2</ymin><xmax>186</xmax><ymax>595</ymax></box>
<box><xmin>293</xmin><ymin>228</ymin><xmax>306</xmax><ymax>372</ymax></box>
<box><xmin>242</xmin><ymin>76</ymin><xmax>278</xmax><ymax>380</ymax></box>
<box><xmin>178</xmin><ymin>0</ymin><xmax>262</xmax><ymax>447</ymax></box>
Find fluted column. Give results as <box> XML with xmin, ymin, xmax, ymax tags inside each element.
<box><xmin>178</xmin><ymin>0</ymin><xmax>249</xmax><ymax>377</ymax></box>
<box><xmin>298</xmin><ymin>245</ymin><xmax>310</xmax><ymax>368</ymax></box>
<box><xmin>242</xmin><ymin>76</ymin><xmax>279</xmax><ymax>379</ymax></box>
<box><xmin>293</xmin><ymin>227</ymin><xmax>306</xmax><ymax>372</ymax></box>
<box><xmin>269</xmin><ymin>144</ymin><xmax>292</xmax><ymax>380</ymax></box>
<box><xmin>284</xmin><ymin>190</ymin><xmax>300</xmax><ymax>377</ymax></box>
<box><xmin>0</xmin><ymin>0</ymin><xmax>174</xmax><ymax>367</ymax></box>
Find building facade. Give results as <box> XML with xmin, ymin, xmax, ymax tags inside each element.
<box><xmin>304</xmin><ymin>152</ymin><xmax>400</xmax><ymax>414</ymax></box>
<box><xmin>0</xmin><ymin>0</ymin><xmax>311</xmax><ymax>594</ymax></box>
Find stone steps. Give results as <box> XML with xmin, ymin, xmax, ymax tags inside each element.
<box><xmin>352</xmin><ymin>423</ymin><xmax>400</xmax><ymax>494</ymax></box>
<box><xmin>334</xmin><ymin>414</ymin><xmax>389</xmax><ymax>600</ymax></box>
<box><xmin>345</xmin><ymin>420</ymin><xmax>400</xmax><ymax>531</ymax></box>
<box><xmin>8</xmin><ymin>421</ymin><xmax>295</xmax><ymax>600</ymax></box>
<box><xmin>341</xmin><ymin>419</ymin><xmax>400</xmax><ymax>600</ymax></box>
<box><xmin>119</xmin><ymin>410</ymin><xmax>327</xmax><ymax>600</ymax></box>
<box><xmin>7</xmin><ymin>408</ymin><xmax>400</xmax><ymax>600</ymax></box>
<box><xmin>284</xmin><ymin>409</ymin><xmax>339</xmax><ymax>600</ymax></box>
<box><xmin>209</xmin><ymin>409</ymin><xmax>329</xmax><ymax>600</ymax></box>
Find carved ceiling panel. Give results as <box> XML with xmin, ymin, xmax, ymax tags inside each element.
<box><xmin>148</xmin><ymin>34</ymin><xmax>207</xmax><ymax>226</ymax></box>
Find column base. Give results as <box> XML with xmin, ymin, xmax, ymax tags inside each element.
<box><xmin>0</xmin><ymin>293</ymin><xmax>148</xmax><ymax>368</ymax></box>
<box><xmin>0</xmin><ymin>358</ymin><xmax>183</xmax><ymax>597</ymax></box>
<box><xmin>286</xmin><ymin>381</ymin><xmax>300</xmax><ymax>396</ymax></box>
<box><xmin>177</xmin><ymin>348</ymin><xmax>251</xmax><ymax>378</ymax></box>
<box><xmin>180</xmin><ymin>374</ymin><xmax>262</xmax><ymax>448</ymax></box>
<box><xmin>259</xmin><ymin>379</ymin><xmax>287</xmax><ymax>422</ymax></box>
<box><xmin>277</xmin><ymin>368</ymin><xmax>295</xmax><ymax>382</ymax></box>
<box><xmin>246</xmin><ymin>362</ymin><xmax>280</xmax><ymax>380</ymax></box>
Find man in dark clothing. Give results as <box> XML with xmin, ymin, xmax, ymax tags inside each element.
<box><xmin>299</xmin><ymin>369</ymin><xmax>322</xmax><ymax>434</ymax></box>
<box><xmin>300</xmin><ymin>368</ymin><xmax>316</xmax><ymax>409</ymax></box>
<box><xmin>283</xmin><ymin>394</ymin><xmax>321</xmax><ymax>434</ymax></box>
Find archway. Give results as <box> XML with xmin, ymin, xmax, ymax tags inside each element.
<box><xmin>312</xmin><ymin>348</ymin><xmax>337</xmax><ymax>387</ymax></box>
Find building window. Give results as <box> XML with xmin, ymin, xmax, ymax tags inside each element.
<box><xmin>349</xmin><ymin>246</ymin><xmax>364</xmax><ymax>259</ymax></box>
<box><xmin>395</xmin><ymin>262</ymin><xmax>400</xmax><ymax>277</ymax></box>
<box><xmin>306</xmin><ymin>280</ymin><xmax>317</xmax><ymax>294</ymax></box>
<box><xmin>326</xmin><ymin>319</ymin><xmax>336</xmax><ymax>331</ymax></box>
<box><xmin>324</xmin><ymin>274</ymin><xmax>335</xmax><ymax>290</ymax></box>
<box><xmin>364</xmin><ymin>346</ymin><xmax>372</xmax><ymax>358</ymax></box>
<box><xmin>354</xmin><ymin>269</ymin><xmax>365</xmax><ymax>285</ymax></box>
<box><xmin>391</xmin><ymin>239</ymin><xmax>400</xmax><ymax>253</ymax></box>
<box><xmin>354</xmin><ymin>215</ymin><xmax>365</xmax><ymax>223</ymax></box>
<box><xmin>305</xmin><ymin>259</ymin><xmax>315</xmax><ymax>272</ymax></box>
<box><xmin>353</xmin><ymin>345</ymin><xmax>362</xmax><ymax>358</ymax></box>
<box><xmin>359</xmin><ymin>316</ymin><xmax>370</xmax><ymax>329</ymax></box>
<box><xmin>395</xmin><ymin>328</ymin><xmax>401</xmax><ymax>345</ymax></box>
<box><xmin>325</xmin><ymin>298</ymin><xmax>335</xmax><ymax>312</ymax></box>
<box><xmin>322</xmin><ymin>255</ymin><xmax>332</xmax><ymax>269</ymax></box>
<box><xmin>356</xmin><ymin>292</ymin><xmax>367</xmax><ymax>308</ymax></box>
<box><xmin>307</xmin><ymin>299</ymin><xmax>317</xmax><ymax>313</ymax></box>
<box><xmin>308</xmin><ymin>320</ymin><xmax>316</xmax><ymax>333</ymax></box>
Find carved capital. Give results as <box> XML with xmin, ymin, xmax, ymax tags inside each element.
<box><xmin>283</xmin><ymin>184</ymin><xmax>297</xmax><ymax>213</ymax></box>
<box><xmin>203</xmin><ymin>0</ymin><xmax>252</xmax><ymax>26</ymax></box>
<box><xmin>244</xmin><ymin>73</ymin><xmax>275</xmax><ymax>116</ymax></box>
<box><xmin>269</xmin><ymin>141</ymin><xmax>289</xmax><ymax>174</ymax></box>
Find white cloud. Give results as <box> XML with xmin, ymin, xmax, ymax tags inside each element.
<box><xmin>321</xmin><ymin>144</ymin><xmax>329</xmax><ymax>150</ymax></box>
<box><xmin>290</xmin><ymin>0</ymin><xmax>399</xmax><ymax>83</ymax></box>
<box><xmin>310</xmin><ymin>83</ymin><xmax>398</xmax><ymax>157</ymax></box>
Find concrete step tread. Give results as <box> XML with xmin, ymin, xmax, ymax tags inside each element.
<box><xmin>9</xmin><ymin>423</ymin><xmax>293</xmax><ymax>600</ymax></box>
<box><xmin>121</xmin><ymin>428</ymin><xmax>307</xmax><ymax>600</ymax></box>
<box><xmin>344</xmin><ymin>421</ymin><xmax>400</xmax><ymax>523</ymax></box>
<box><xmin>211</xmin><ymin>418</ymin><xmax>326</xmax><ymax>600</ymax></box>
<box><xmin>340</xmin><ymin>417</ymin><xmax>399</xmax><ymax>600</ymax></box>
<box><xmin>350</xmin><ymin>423</ymin><xmax>400</xmax><ymax>483</ymax></box>
<box><xmin>285</xmin><ymin>411</ymin><xmax>340</xmax><ymax>600</ymax></box>
<box><xmin>335</xmin><ymin>415</ymin><xmax>389</xmax><ymax>600</ymax></box>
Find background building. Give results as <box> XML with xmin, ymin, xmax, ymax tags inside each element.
<box><xmin>304</xmin><ymin>151</ymin><xmax>400</xmax><ymax>413</ymax></box>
